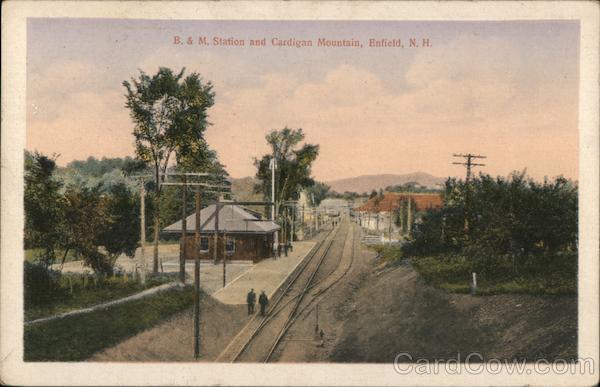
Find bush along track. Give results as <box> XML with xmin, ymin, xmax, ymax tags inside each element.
<box><xmin>397</xmin><ymin>173</ymin><xmax>578</xmax><ymax>297</ymax></box>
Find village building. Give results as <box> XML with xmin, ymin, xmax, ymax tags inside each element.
<box><xmin>163</xmin><ymin>203</ymin><xmax>280</xmax><ymax>262</ymax></box>
<box><xmin>354</xmin><ymin>192</ymin><xmax>443</xmax><ymax>236</ymax></box>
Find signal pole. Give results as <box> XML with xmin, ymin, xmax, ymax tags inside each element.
<box><xmin>452</xmin><ymin>153</ymin><xmax>486</xmax><ymax>237</ymax></box>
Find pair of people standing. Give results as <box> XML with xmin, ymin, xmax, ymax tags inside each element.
<box><xmin>246</xmin><ymin>289</ymin><xmax>269</xmax><ymax>316</ymax></box>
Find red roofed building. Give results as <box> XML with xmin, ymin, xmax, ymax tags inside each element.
<box><xmin>354</xmin><ymin>192</ymin><xmax>443</xmax><ymax>238</ymax></box>
<box><xmin>355</xmin><ymin>192</ymin><xmax>442</xmax><ymax>213</ymax></box>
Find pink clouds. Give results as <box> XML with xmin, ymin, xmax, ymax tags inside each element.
<box><xmin>26</xmin><ymin>29</ymin><xmax>578</xmax><ymax>182</ymax></box>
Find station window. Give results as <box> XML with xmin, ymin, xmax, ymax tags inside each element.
<box><xmin>226</xmin><ymin>236</ymin><xmax>235</xmax><ymax>253</ymax></box>
<box><xmin>199</xmin><ymin>236</ymin><xmax>209</xmax><ymax>252</ymax></box>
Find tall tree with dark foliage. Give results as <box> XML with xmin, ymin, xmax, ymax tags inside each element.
<box><xmin>123</xmin><ymin>67</ymin><xmax>215</xmax><ymax>273</ymax></box>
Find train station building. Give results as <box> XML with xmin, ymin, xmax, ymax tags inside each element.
<box><xmin>163</xmin><ymin>204</ymin><xmax>280</xmax><ymax>263</ymax></box>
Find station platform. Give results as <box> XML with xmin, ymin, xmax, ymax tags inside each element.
<box><xmin>212</xmin><ymin>241</ymin><xmax>316</xmax><ymax>305</ymax></box>
<box><xmin>52</xmin><ymin>241</ymin><xmax>317</xmax><ymax>300</ymax></box>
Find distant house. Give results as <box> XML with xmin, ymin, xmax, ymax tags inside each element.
<box><xmin>163</xmin><ymin>204</ymin><xmax>280</xmax><ymax>262</ymax></box>
<box><xmin>356</xmin><ymin>192</ymin><xmax>443</xmax><ymax>212</ymax></box>
<box><xmin>354</xmin><ymin>192</ymin><xmax>443</xmax><ymax>232</ymax></box>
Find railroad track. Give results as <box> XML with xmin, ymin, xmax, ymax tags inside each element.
<box><xmin>263</xmin><ymin>223</ymin><xmax>357</xmax><ymax>326</ymax></box>
<box><xmin>228</xmin><ymin>223</ymin><xmax>348</xmax><ymax>363</ymax></box>
<box><xmin>297</xmin><ymin>222</ymin><xmax>356</xmax><ymax>322</ymax></box>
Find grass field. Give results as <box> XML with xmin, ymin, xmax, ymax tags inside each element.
<box><xmin>25</xmin><ymin>248</ymin><xmax>78</xmax><ymax>263</ymax></box>
<box><xmin>25</xmin><ymin>273</ymin><xmax>177</xmax><ymax>321</ymax></box>
<box><xmin>24</xmin><ymin>287</ymin><xmax>194</xmax><ymax>361</ymax></box>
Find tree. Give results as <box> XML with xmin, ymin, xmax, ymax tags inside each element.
<box><xmin>158</xmin><ymin>141</ymin><xmax>230</xmax><ymax>237</ymax></box>
<box><xmin>254</xmin><ymin>127</ymin><xmax>319</xmax><ymax>219</ymax></box>
<box><xmin>62</xmin><ymin>185</ymin><xmax>111</xmax><ymax>274</ymax></box>
<box><xmin>123</xmin><ymin>67</ymin><xmax>215</xmax><ymax>272</ymax></box>
<box><xmin>403</xmin><ymin>172</ymin><xmax>578</xmax><ymax>267</ymax></box>
<box><xmin>24</xmin><ymin>151</ymin><xmax>66</xmax><ymax>268</ymax></box>
<box><xmin>254</xmin><ymin>128</ymin><xmax>319</xmax><ymax>247</ymax></box>
<box><xmin>305</xmin><ymin>181</ymin><xmax>330</xmax><ymax>206</ymax></box>
<box><xmin>61</xmin><ymin>183</ymin><xmax>140</xmax><ymax>277</ymax></box>
<box><xmin>97</xmin><ymin>183</ymin><xmax>141</xmax><ymax>273</ymax></box>
<box><xmin>369</xmin><ymin>189</ymin><xmax>378</xmax><ymax>199</ymax></box>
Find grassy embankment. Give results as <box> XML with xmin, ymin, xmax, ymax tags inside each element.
<box><xmin>26</xmin><ymin>273</ymin><xmax>177</xmax><ymax>321</ymax></box>
<box><xmin>25</xmin><ymin>242</ymin><xmax>181</xmax><ymax>321</ymax></box>
<box><xmin>371</xmin><ymin>245</ymin><xmax>576</xmax><ymax>295</ymax></box>
<box><xmin>24</xmin><ymin>286</ymin><xmax>194</xmax><ymax>361</ymax></box>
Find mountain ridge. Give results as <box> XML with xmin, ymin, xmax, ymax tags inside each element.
<box><xmin>325</xmin><ymin>172</ymin><xmax>445</xmax><ymax>194</ymax></box>
<box><xmin>229</xmin><ymin>172</ymin><xmax>446</xmax><ymax>197</ymax></box>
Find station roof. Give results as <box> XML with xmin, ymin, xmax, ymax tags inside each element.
<box><xmin>163</xmin><ymin>204</ymin><xmax>280</xmax><ymax>234</ymax></box>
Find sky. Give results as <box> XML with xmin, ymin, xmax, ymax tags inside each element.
<box><xmin>26</xmin><ymin>19</ymin><xmax>580</xmax><ymax>181</ymax></box>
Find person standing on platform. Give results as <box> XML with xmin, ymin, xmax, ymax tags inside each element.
<box><xmin>247</xmin><ymin>288</ymin><xmax>256</xmax><ymax>315</ymax></box>
<box><xmin>259</xmin><ymin>290</ymin><xmax>269</xmax><ymax>317</ymax></box>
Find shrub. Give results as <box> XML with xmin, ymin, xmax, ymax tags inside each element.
<box><xmin>24</xmin><ymin>262</ymin><xmax>67</xmax><ymax>306</ymax></box>
<box><xmin>412</xmin><ymin>255</ymin><xmax>472</xmax><ymax>285</ymax></box>
<box><xmin>371</xmin><ymin>245</ymin><xmax>403</xmax><ymax>262</ymax></box>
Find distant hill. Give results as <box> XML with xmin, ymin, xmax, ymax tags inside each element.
<box><xmin>326</xmin><ymin>173</ymin><xmax>445</xmax><ymax>194</ymax></box>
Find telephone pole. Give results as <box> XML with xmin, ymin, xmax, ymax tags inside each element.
<box><xmin>155</xmin><ymin>173</ymin><xmax>231</xmax><ymax>360</ymax></box>
<box><xmin>407</xmin><ymin>191</ymin><xmax>412</xmax><ymax>239</ymax></box>
<box><xmin>193</xmin><ymin>189</ymin><xmax>201</xmax><ymax>359</ymax></box>
<box><xmin>453</xmin><ymin>154</ymin><xmax>486</xmax><ymax>185</ymax></box>
<box><xmin>139</xmin><ymin>177</ymin><xmax>147</xmax><ymax>284</ymax></box>
<box><xmin>270</xmin><ymin>156</ymin><xmax>277</xmax><ymax>255</ymax></box>
<box><xmin>180</xmin><ymin>174</ymin><xmax>188</xmax><ymax>283</ymax></box>
<box><xmin>452</xmin><ymin>153</ymin><xmax>486</xmax><ymax>237</ymax></box>
<box><xmin>213</xmin><ymin>195</ymin><xmax>220</xmax><ymax>265</ymax></box>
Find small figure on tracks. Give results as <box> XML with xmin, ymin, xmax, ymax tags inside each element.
<box><xmin>317</xmin><ymin>328</ymin><xmax>325</xmax><ymax>347</ymax></box>
<box><xmin>258</xmin><ymin>290</ymin><xmax>269</xmax><ymax>317</ymax></box>
<box><xmin>247</xmin><ymin>288</ymin><xmax>256</xmax><ymax>315</ymax></box>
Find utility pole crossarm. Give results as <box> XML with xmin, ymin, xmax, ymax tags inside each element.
<box><xmin>451</xmin><ymin>152</ymin><xmax>488</xmax><ymax>238</ymax></box>
<box><xmin>221</xmin><ymin>201</ymin><xmax>274</xmax><ymax>206</ymax></box>
<box><xmin>163</xmin><ymin>172</ymin><xmax>217</xmax><ymax>176</ymax></box>
<box><xmin>453</xmin><ymin>153</ymin><xmax>487</xmax><ymax>159</ymax></box>
<box><xmin>453</xmin><ymin>162</ymin><xmax>486</xmax><ymax>167</ymax></box>
<box><xmin>159</xmin><ymin>182</ymin><xmax>231</xmax><ymax>189</ymax></box>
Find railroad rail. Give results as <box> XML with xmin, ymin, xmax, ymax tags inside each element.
<box><xmin>228</xmin><ymin>225</ymin><xmax>340</xmax><ymax>362</ymax></box>
<box><xmin>262</xmin><ymin>226</ymin><xmax>338</xmax><ymax>362</ymax></box>
<box><xmin>262</xmin><ymin>223</ymin><xmax>357</xmax><ymax>326</ymax></box>
<box><xmin>225</xmin><ymin>221</ymin><xmax>359</xmax><ymax>363</ymax></box>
